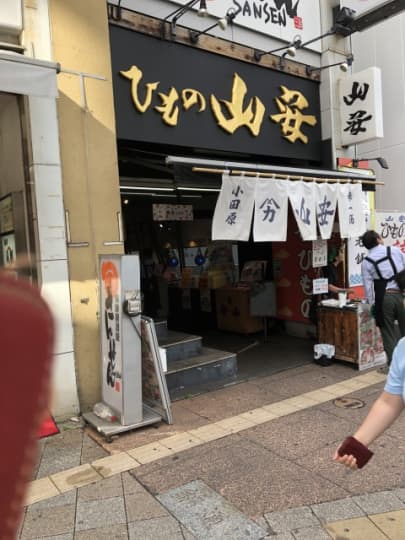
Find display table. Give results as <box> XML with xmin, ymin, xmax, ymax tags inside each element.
<box><xmin>317</xmin><ymin>303</ymin><xmax>386</xmax><ymax>370</ymax></box>
<box><xmin>215</xmin><ymin>287</ymin><xmax>263</xmax><ymax>334</ymax></box>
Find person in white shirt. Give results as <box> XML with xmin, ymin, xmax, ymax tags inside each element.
<box><xmin>361</xmin><ymin>230</ymin><xmax>405</xmax><ymax>370</ymax></box>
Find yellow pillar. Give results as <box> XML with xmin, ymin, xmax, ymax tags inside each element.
<box><xmin>49</xmin><ymin>0</ymin><xmax>123</xmax><ymax>410</ymax></box>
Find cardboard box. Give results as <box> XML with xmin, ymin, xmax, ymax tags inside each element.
<box><xmin>215</xmin><ymin>287</ymin><xmax>263</xmax><ymax>334</ymax></box>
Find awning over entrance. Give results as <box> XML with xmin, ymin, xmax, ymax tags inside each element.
<box><xmin>166</xmin><ymin>155</ymin><xmax>378</xmax><ymax>187</ymax></box>
<box><xmin>166</xmin><ymin>154</ymin><xmax>378</xmax><ymax>241</ymax></box>
<box><xmin>0</xmin><ymin>52</ymin><xmax>59</xmax><ymax>98</ymax></box>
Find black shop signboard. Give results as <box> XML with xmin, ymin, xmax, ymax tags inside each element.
<box><xmin>109</xmin><ymin>24</ymin><xmax>321</xmax><ymax>162</ymax></box>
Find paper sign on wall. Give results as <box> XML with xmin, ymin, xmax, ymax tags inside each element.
<box><xmin>313</xmin><ymin>278</ymin><xmax>328</xmax><ymax>295</ymax></box>
<box><xmin>312</xmin><ymin>238</ymin><xmax>327</xmax><ymax>268</ymax></box>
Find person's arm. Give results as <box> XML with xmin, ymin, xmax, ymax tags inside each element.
<box><xmin>361</xmin><ymin>259</ymin><xmax>374</xmax><ymax>304</ymax></box>
<box><xmin>333</xmin><ymin>392</ymin><xmax>403</xmax><ymax>469</ymax></box>
<box><xmin>328</xmin><ymin>283</ymin><xmax>355</xmax><ymax>295</ymax></box>
<box><xmin>334</xmin><ymin>339</ymin><xmax>405</xmax><ymax>469</ymax></box>
<box><xmin>324</xmin><ymin>264</ymin><xmax>354</xmax><ymax>296</ymax></box>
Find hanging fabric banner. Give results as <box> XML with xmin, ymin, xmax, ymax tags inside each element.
<box><xmin>288</xmin><ymin>180</ymin><xmax>317</xmax><ymax>241</ymax></box>
<box><xmin>338</xmin><ymin>183</ymin><xmax>366</xmax><ymax>238</ymax></box>
<box><xmin>314</xmin><ymin>183</ymin><xmax>337</xmax><ymax>240</ymax></box>
<box><xmin>253</xmin><ymin>178</ymin><xmax>288</xmax><ymax>241</ymax></box>
<box><xmin>212</xmin><ymin>173</ymin><xmax>256</xmax><ymax>241</ymax></box>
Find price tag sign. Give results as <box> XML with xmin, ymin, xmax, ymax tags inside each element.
<box><xmin>313</xmin><ymin>278</ymin><xmax>328</xmax><ymax>295</ymax></box>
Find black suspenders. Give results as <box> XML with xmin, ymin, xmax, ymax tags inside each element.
<box><xmin>365</xmin><ymin>246</ymin><xmax>398</xmax><ymax>281</ymax></box>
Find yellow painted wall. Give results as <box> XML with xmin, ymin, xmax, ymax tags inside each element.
<box><xmin>49</xmin><ymin>0</ymin><xmax>123</xmax><ymax>410</ymax></box>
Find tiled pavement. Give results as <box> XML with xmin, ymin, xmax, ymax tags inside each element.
<box><xmin>19</xmin><ymin>364</ymin><xmax>405</xmax><ymax>539</ymax></box>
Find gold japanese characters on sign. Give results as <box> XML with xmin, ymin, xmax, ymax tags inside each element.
<box><xmin>120</xmin><ymin>65</ymin><xmax>317</xmax><ymax>144</ymax></box>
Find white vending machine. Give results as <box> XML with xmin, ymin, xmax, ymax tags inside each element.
<box><xmin>83</xmin><ymin>254</ymin><xmax>172</xmax><ymax>440</ymax></box>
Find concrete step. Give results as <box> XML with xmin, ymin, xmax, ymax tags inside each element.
<box><xmin>165</xmin><ymin>347</ymin><xmax>237</xmax><ymax>396</ymax></box>
<box><xmin>154</xmin><ymin>319</ymin><xmax>168</xmax><ymax>340</ymax></box>
<box><xmin>159</xmin><ymin>331</ymin><xmax>202</xmax><ymax>363</ymax></box>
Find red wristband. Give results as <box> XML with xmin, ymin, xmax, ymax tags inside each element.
<box><xmin>337</xmin><ymin>436</ymin><xmax>374</xmax><ymax>469</ymax></box>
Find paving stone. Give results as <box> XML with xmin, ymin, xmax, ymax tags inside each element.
<box><xmin>92</xmin><ymin>452</ymin><xmax>140</xmax><ymax>477</ymax></box>
<box><xmin>159</xmin><ymin>432</ymin><xmax>204</xmax><ymax>452</ymax></box>
<box><xmin>32</xmin><ymin>535</ymin><xmax>73</xmax><ymax>540</ymax></box>
<box><xmin>81</xmin><ymin>436</ymin><xmax>108</xmax><ymax>463</ymax></box>
<box><xmin>311</xmin><ymin>498</ymin><xmax>365</xmax><ymax>524</ymax></box>
<box><xmin>24</xmin><ymin>477</ymin><xmax>60</xmax><ymax>505</ymax></box>
<box><xmin>78</xmin><ymin>474</ymin><xmax>123</xmax><ymax>502</ymax></box>
<box><xmin>264</xmin><ymin>506</ymin><xmax>320</xmax><ymax>533</ymax></box>
<box><xmin>75</xmin><ymin>524</ymin><xmax>128</xmax><ymax>539</ymax></box>
<box><xmin>369</xmin><ymin>509</ymin><xmax>405</xmax><ymax>539</ymax></box>
<box><xmin>125</xmin><ymin>491</ymin><xmax>168</xmax><ymax>521</ymax></box>
<box><xmin>213</xmin><ymin>415</ymin><xmax>256</xmax><ymax>434</ymax></box>
<box><xmin>181</xmin><ymin>524</ymin><xmax>197</xmax><ymax>539</ymax></box>
<box><xmin>177</xmin><ymin>381</ymin><xmax>286</xmax><ymax>422</ymax></box>
<box><xmin>122</xmin><ymin>471</ymin><xmax>146</xmax><ymax>494</ymax></box>
<box><xmin>296</xmin><ymin>432</ymin><xmax>405</xmax><ymax>496</ymax></box>
<box><xmin>188</xmin><ymin>423</ymin><xmax>230</xmax><ymax>442</ymax></box>
<box><xmin>20</xmin><ymin>504</ymin><xmax>75</xmax><ymax>539</ymax></box>
<box><xmin>135</xmin><ymin>435</ymin><xmax>347</xmax><ymax>516</ymax></box>
<box><xmin>261</xmin><ymin>401</ymin><xmax>298</xmax><ymax>416</ymax></box>
<box><xmin>352</xmin><ymin>490</ymin><xmax>405</xmax><ymax>515</ymax></box>
<box><xmin>127</xmin><ymin>442</ymin><xmax>174</xmax><ymax>464</ymax></box>
<box><xmin>51</xmin><ymin>464</ymin><xmax>102</xmax><ymax>492</ymax></box>
<box><xmin>392</xmin><ymin>487</ymin><xmax>405</xmax><ymax>503</ymax></box>
<box><xmin>243</xmin><ymin>408</ymin><xmax>353</xmax><ymax>462</ymax></box>
<box><xmin>271</xmin><ymin>533</ymin><xmax>295</xmax><ymax>540</ymax></box>
<box><xmin>325</xmin><ymin>516</ymin><xmax>388</xmax><ymax>539</ymax></box>
<box><xmin>27</xmin><ymin>490</ymin><xmax>76</xmax><ymax>512</ymax></box>
<box><xmin>291</xmin><ymin>525</ymin><xmax>332</xmax><ymax>539</ymax></box>
<box><xmin>75</xmin><ymin>496</ymin><xmax>126</xmax><ymax>531</ymax></box>
<box><xmin>128</xmin><ymin>516</ymin><xmax>184</xmax><ymax>540</ymax></box>
<box><xmin>253</xmin><ymin>515</ymin><xmax>270</xmax><ymax>532</ymax></box>
<box><xmin>44</xmin><ymin>428</ymin><xmax>83</xmax><ymax>450</ymax></box>
<box><xmin>36</xmin><ymin>446</ymin><xmax>82</xmax><ymax>478</ymax></box>
<box><xmin>157</xmin><ymin>480</ymin><xmax>266</xmax><ymax>540</ymax></box>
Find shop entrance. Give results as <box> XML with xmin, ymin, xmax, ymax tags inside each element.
<box><xmin>118</xmin><ymin>146</ymin><xmax>315</xmax><ymax>399</ymax></box>
<box><xmin>0</xmin><ymin>92</ymin><xmax>33</xmax><ymax>276</ymax></box>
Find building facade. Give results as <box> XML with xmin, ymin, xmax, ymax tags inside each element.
<box><xmin>2</xmin><ymin>1</ymin><xmax>401</xmax><ymax>416</ymax></box>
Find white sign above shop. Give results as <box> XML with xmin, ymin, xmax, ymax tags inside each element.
<box><xmin>339</xmin><ymin>67</ymin><xmax>383</xmax><ymax>146</ymax></box>
<box><xmin>169</xmin><ymin>0</ymin><xmax>322</xmax><ymax>51</ymax></box>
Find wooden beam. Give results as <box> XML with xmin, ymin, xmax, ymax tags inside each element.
<box><xmin>109</xmin><ymin>9</ymin><xmax>318</xmax><ymax>81</ymax></box>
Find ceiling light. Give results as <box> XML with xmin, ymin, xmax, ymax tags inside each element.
<box><xmin>306</xmin><ymin>53</ymin><xmax>354</xmax><ymax>76</ymax></box>
<box><xmin>189</xmin><ymin>8</ymin><xmax>236</xmax><ymax>43</ymax></box>
<box><xmin>198</xmin><ymin>0</ymin><xmax>208</xmax><ymax>17</ymax></box>
<box><xmin>254</xmin><ymin>35</ymin><xmax>301</xmax><ymax>62</ymax></box>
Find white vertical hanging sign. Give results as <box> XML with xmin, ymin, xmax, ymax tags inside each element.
<box><xmin>253</xmin><ymin>178</ymin><xmax>288</xmax><ymax>241</ymax></box>
<box><xmin>288</xmin><ymin>180</ymin><xmax>317</xmax><ymax>241</ymax></box>
<box><xmin>212</xmin><ymin>174</ymin><xmax>256</xmax><ymax>241</ymax></box>
<box><xmin>338</xmin><ymin>183</ymin><xmax>366</xmax><ymax>238</ymax></box>
<box><xmin>339</xmin><ymin>67</ymin><xmax>383</xmax><ymax>146</ymax></box>
<box><xmin>314</xmin><ymin>183</ymin><xmax>337</xmax><ymax>240</ymax></box>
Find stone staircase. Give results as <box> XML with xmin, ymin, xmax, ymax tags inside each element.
<box><xmin>154</xmin><ymin>320</ymin><xmax>237</xmax><ymax>399</ymax></box>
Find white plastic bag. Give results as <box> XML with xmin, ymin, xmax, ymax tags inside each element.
<box><xmin>93</xmin><ymin>402</ymin><xmax>117</xmax><ymax>422</ymax></box>
<box><xmin>314</xmin><ymin>344</ymin><xmax>335</xmax><ymax>360</ymax></box>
